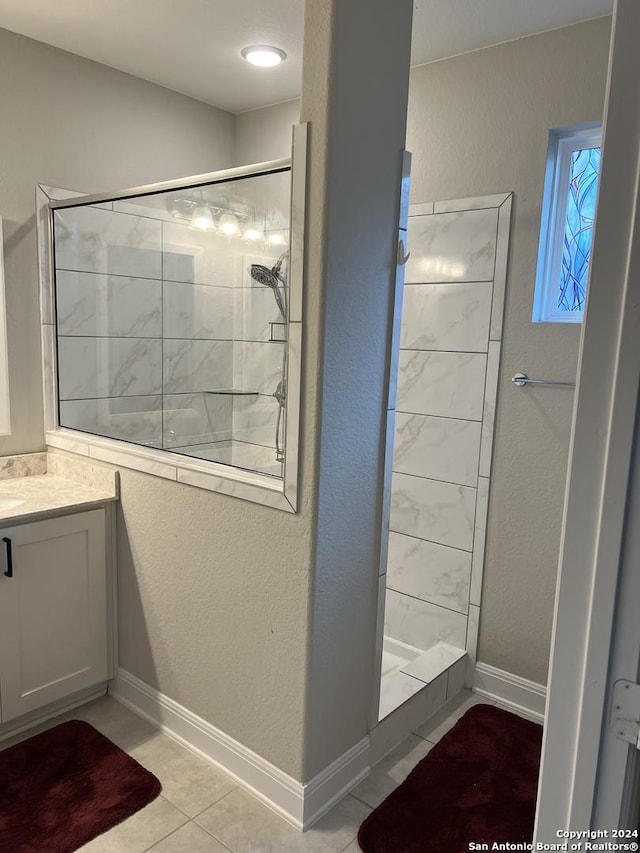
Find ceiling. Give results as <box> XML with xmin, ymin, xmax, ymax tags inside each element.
<box><xmin>0</xmin><ymin>0</ymin><xmax>613</xmax><ymax>114</ymax></box>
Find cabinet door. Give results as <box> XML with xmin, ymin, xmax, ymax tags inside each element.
<box><xmin>0</xmin><ymin>509</ymin><xmax>107</xmax><ymax>722</ymax></box>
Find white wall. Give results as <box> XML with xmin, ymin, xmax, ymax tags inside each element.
<box><xmin>235</xmin><ymin>17</ymin><xmax>612</xmax><ymax>686</ymax></box>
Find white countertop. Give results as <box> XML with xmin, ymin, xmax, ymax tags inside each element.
<box><xmin>0</xmin><ymin>452</ymin><xmax>118</xmax><ymax>525</ymax></box>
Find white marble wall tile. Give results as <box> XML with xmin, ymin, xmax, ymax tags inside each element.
<box><xmin>379</xmin><ymin>670</ymin><xmax>425</xmax><ymax>720</ymax></box>
<box><xmin>446</xmin><ymin>656</ymin><xmax>468</xmax><ymax>700</ymax></box>
<box><xmin>396</xmin><ymin>351</ymin><xmax>486</xmax><ymax>421</ymax></box>
<box><xmin>163</xmin><ymin>282</ymin><xmax>233</xmax><ymax>341</ymax></box>
<box><xmin>113</xmin><ymin>200</ymin><xmax>174</xmax><ymax>222</ymax></box>
<box><xmin>470</xmin><ymin>477</ymin><xmax>490</xmax><ymax>607</ymax></box>
<box><xmin>59</xmin><ymin>396</ymin><xmax>163</xmax><ymax>447</ymax></box>
<box><xmin>162</xmin><ymin>221</ymin><xmax>239</xmax><ymax>286</ymax></box>
<box><xmin>176</xmin><ymin>440</ymin><xmax>282</xmax><ymax>478</ymax></box>
<box><xmin>387</xmin><ymin>531</ymin><xmax>471</xmax><ymax>614</ymax></box>
<box><xmin>400</xmin><ymin>642</ymin><xmax>466</xmax><ymax>683</ymax></box>
<box><xmin>163</xmin><ymin>339</ymin><xmax>233</xmax><ymax>394</ymax></box>
<box><xmin>405</xmin><ymin>208</ymin><xmax>498</xmax><ymax>284</ymax></box>
<box><xmin>54</xmin><ymin>206</ymin><xmax>162</xmax><ymax>279</ymax></box>
<box><xmin>433</xmin><ymin>194</ymin><xmax>510</xmax><ymax>214</ymax></box>
<box><xmin>41</xmin><ymin>323</ymin><xmax>58</xmax><ymax>432</ymax></box>
<box><xmin>232</xmin><ymin>341</ymin><xmax>285</xmax><ymax>396</ymax></box>
<box><xmin>390</xmin><ymin>473</ymin><xmax>476</xmax><ymax>552</ymax></box>
<box><xmin>393</xmin><ymin>413</ymin><xmax>481</xmax><ymax>487</ymax></box>
<box><xmin>231</xmin><ymin>393</ymin><xmax>278</xmax><ymax>448</ymax></box>
<box><xmin>58</xmin><ymin>337</ymin><xmax>162</xmax><ymax>400</ymax></box>
<box><xmin>400</xmin><ymin>283</ymin><xmax>492</xmax><ymax>353</ymax></box>
<box><xmin>479</xmin><ymin>341</ymin><xmax>501</xmax><ymax>478</ymax></box>
<box><xmin>490</xmin><ymin>195</ymin><xmax>513</xmax><ymax>341</ymax></box>
<box><xmin>409</xmin><ymin>202</ymin><xmax>434</xmax><ymax>216</ymax></box>
<box><xmin>384</xmin><ymin>589</ymin><xmax>467</xmax><ymax>651</ymax></box>
<box><xmin>233</xmin><ymin>286</ymin><xmax>284</xmax><ymax>342</ymax></box>
<box><xmin>56</xmin><ymin>271</ymin><xmax>162</xmax><ymax>338</ymax></box>
<box><xmin>163</xmin><ymin>393</ymin><xmax>233</xmax><ymax>448</ymax></box>
<box><xmin>466</xmin><ymin>604</ymin><xmax>480</xmax><ymax>664</ymax></box>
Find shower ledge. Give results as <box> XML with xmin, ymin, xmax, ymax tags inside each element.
<box><xmin>379</xmin><ymin>640</ymin><xmax>467</xmax><ymax>721</ymax></box>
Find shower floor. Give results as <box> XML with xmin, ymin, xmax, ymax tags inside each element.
<box><xmin>379</xmin><ymin>636</ymin><xmax>467</xmax><ymax>721</ymax></box>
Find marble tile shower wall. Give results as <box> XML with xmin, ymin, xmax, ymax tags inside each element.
<box><xmin>55</xmin><ymin>204</ymin><xmax>235</xmax><ymax>452</ymax></box>
<box><xmin>384</xmin><ymin>194</ymin><xmax>512</xmax><ymax>664</ymax></box>
<box><xmin>54</xmin><ymin>205</ymin><xmax>289</xmax><ymax>474</ymax></box>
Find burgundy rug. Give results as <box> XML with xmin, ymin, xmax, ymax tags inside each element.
<box><xmin>0</xmin><ymin>719</ymin><xmax>161</xmax><ymax>853</ymax></box>
<box><xmin>358</xmin><ymin>704</ymin><xmax>543</xmax><ymax>853</ymax></box>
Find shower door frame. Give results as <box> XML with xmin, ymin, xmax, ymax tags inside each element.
<box><xmin>37</xmin><ymin>124</ymin><xmax>308</xmax><ymax>513</ymax></box>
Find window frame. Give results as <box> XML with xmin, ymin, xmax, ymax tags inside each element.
<box><xmin>532</xmin><ymin>124</ymin><xmax>602</xmax><ymax>324</ymax></box>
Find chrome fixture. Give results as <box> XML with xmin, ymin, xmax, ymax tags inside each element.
<box><xmin>512</xmin><ymin>372</ymin><xmax>576</xmax><ymax>388</ymax></box>
<box><xmin>249</xmin><ymin>252</ymin><xmax>289</xmax><ymax>463</ymax></box>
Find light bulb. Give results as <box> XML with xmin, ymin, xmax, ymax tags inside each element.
<box><xmin>189</xmin><ymin>205</ymin><xmax>215</xmax><ymax>232</ymax></box>
<box><xmin>266</xmin><ymin>231</ymin><xmax>287</xmax><ymax>247</ymax></box>
<box><xmin>241</xmin><ymin>46</ymin><xmax>287</xmax><ymax>68</ymax></box>
<box><xmin>242</xmin><ymin>221</ymin><xmax>264</xmax><ymax>242</ymax></box>
<box><xmin>218</xmin><ymin>213</ymin><xmax>240</xmax><ymax>237</ymax></box>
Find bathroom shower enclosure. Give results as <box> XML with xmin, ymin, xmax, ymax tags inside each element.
<box><xmin>38</xmin><ymin>127</ymin><xmax>307</xmax><ymax>512</ymax></box>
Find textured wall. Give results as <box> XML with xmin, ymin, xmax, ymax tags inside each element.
<box><xmin>234</xmin><ymin>100</ymin><xmax>302</xmax><ymax>167</ymax></box>
<box><xmin>0</xmin><ymin>26</ymin><xmax>235</xmax><ymax>457</ymax></box>
<box><xmin>405</xmin><ymin>18</ymin><xmax>611</xmax><ymax>684</ymax></box>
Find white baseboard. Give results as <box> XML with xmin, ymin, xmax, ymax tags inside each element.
<box><xmin>473</xmin><ymin>662</ymin><xmax>547</xmax><ymax>722</ymax></box>
<box><xmin>110</xmin><ymin>669</ymin><xmax>369</xmax><ymax>831</ymax></box>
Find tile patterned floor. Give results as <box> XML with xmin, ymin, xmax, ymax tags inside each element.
<box><xmin>0</xmin><ymin>689</ymin><xmax>503</xmax><ymax>852</ymax></box>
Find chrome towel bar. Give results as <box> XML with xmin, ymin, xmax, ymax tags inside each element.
<box><xmin>512</xmin><ymin>372</ymin><xmax>575</xmax><ymax>388</ymax></box>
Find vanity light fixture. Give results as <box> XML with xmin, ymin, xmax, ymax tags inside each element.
<box><xmin>189</xmin><ymin>205</ymin><xmax>216</xmax><ymax>232</ymax></box>
<box><xmin>242</xmin><ymin>221</ymin><xmax>264</xmax><ymax>242</ymax></box>
<box><xmin>266</xmin><ymin>231</ymin><xmax>287</xmax><ymax>247</ymax></box>
<box><xmin>218</xmin><ymin>213</ymin><xmax>241</xmax><ymax>237</ymax></box>
<box><xmin>241</xmin><ymin>45</ymin><xmax>287</xmax><ymax>67</ymax></box>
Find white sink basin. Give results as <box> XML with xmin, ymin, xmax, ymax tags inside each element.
<box><xmin>0</xmin><ymin>497</ymin><xmax>25</xmax><ymax>511</ymax></box>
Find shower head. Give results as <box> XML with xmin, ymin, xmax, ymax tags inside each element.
<box><xmin>249</xmin><ymin>252</ymin><xmax>289</xmax><ymax>288</ymax></box>
<box><xmin>249</xmin><ymin>264</ymin><xmax>279</xmax><ymax>288</ymax></box>
<box><xmin>249</xmin><ymin>252</ymin><xmax>288</xmax><ymax>320</ymax></box>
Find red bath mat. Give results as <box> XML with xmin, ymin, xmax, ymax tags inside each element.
<box><xmin>0</xmin><ymin>719</ymin><xmax>161</xmax><ymax>853</ymax></box>
<box><xmin>358</xmin><ymin>703</ymin><xmax>543</xmax><ymax>853</ymax></box>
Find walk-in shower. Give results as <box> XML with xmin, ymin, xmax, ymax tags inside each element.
<box><xmin>49</xmin><ymin>164</ymin><xmax>294</xmax><ymax>480</ymax></box>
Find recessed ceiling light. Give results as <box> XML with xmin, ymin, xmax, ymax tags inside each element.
<box><xmin>241</xmin><ymin>45</ymin><xmax>287</xmax><ymax>68</ymax></box>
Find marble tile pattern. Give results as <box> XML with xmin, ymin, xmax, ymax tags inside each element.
<box><xmin>384</xmin><ymin>589</ymin><xmax>468</xmax><ymax>651</ymax></box>
<box><xmin>232</xmin><ymin>340</ymin><xmax>285</xmax><ymax>397</ymax></box>
<box><xmin>387</xmin><ymin>531</ymin><xmax>471</xmax><ymax>614</ymax></box>
<box><xmin>0</xmin><ymin>452</ymin><xmax>47</xmax><ymax>479</ymax></box>
<box><xmin>54</xmin><ymin>206</ymin><xmax>162</xmax><ymax>279</ymax></box>
<box><xmin>390</xmin><ymin>472</ymin><xmax>476</xmax><ymax>552</ymax></box>
<box><xmin>231</xmin><ymin>394</ymin><xmax>278</xmax><ymax>448</ymax></box>
<box><xmin>386</xmin><ymin>194</ymin><xmax>512</xmax><ymax>660</ymax></box>
<box><xmin>0</xmin><ymin>468</ymin><xmax>117</xmax><ymax>524</ymax></box>
<box><xmin>400</xmin><ymin>642</ymin><xmax>466</xmax><ymax>684</ymax></box>
<box><xmin>58</xmin><ymin>336</ymin><xmax>163</xmax><ymax>400</ymax></box>
<box><xmin>163</xmin><ymin>282</ymin><xmax>234</xmax><ymax>341</ymax></box>
<box><xmin>396</xmin><ymin>350</ymin><xmax>487</xmax><ymax>420</ymax></box>
<box><xmin>46</xmin><ymin>451</ymin><xmax>118</xmax><ymax>495</ymax></box>
<box><xmin>59</xmin><ymin>396</ymin><xmax>163</xmax><ymax>448</ymax></box>
<box><xmin>401</xmin><ymin>282</ymin><xmax>492</xmax><ymax>353</ymax></box>
<box><xmin>56</xmin><ymin>271</ymin><xmax>162</xmax><ymax>338</ymax></box>
<box><xmin>47</xmin><ymin>186</ymin><xmax>296</xmax><ymax>487</ymax></box>
<box><xmin>404</xmin><ymin>208</ymin><xmax>498</xmax><ymax>284</ymax></box>
<box><xmin>163</xmin><ymin>393</ymin><xmax>233</xmax><ymax>448</ymax></box>
<box><xmin>393</xmin><ymin>412</ymin><xmax>481</xmax><ymax>487</ymax></box>
<box><xmin>162</xmin><ymin>221</ymin><xmax>239</xmax><ymax>287</ymax></box>
<box><xmin>162</xmin><ymin>340</ymin><xmax>233</xmax><ymax>395</ymax></box>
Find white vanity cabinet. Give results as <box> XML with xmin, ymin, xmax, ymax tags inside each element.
<box><xmin>0</xmin><ymin>508</ymin><xmax>108</xmax><ymax>723</ymax></box>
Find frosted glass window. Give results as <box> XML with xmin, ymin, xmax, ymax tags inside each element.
<box><xmin>533</xmin><ymin>126</ymin><xmax>602</xmax><ymax>323</ymax></box>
